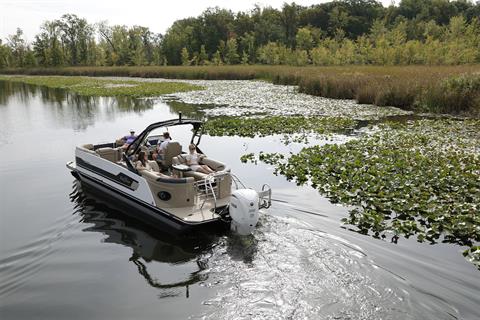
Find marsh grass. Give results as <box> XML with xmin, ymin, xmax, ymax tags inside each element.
<box><xmin>0</xmin><ymin>75</ymin><xmax>202</xmax><ymax>97</ymax></box>
<box><xmin>418</xmin><ymin>75</ymin><xmax>480</xmax><ymax>116</ymax></box>
<box><xmin>2</xmin><ymin>65</ymin><xmax>480</xmax><ymax>115</ymax></box>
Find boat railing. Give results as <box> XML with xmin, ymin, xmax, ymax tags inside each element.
<box><xmin>231</xmin><ymin>174</ymin><xmax>271</xmax><ymax>209</ymax></box>
<box><xmin>258</xmin><ymin>184</ymin><xmax>272</xmax><ymax>209</ymax></box>
<box><xmin>194</xmin><ymin>172</ymin><xmax>226</xmax><ymax>217</ymax></box>
<box><xmin>230</xmin><ymin>173</ymin><xmax>247</xmax><ymax>190</ymax></box>
<box><xmin>194</xmin><ymin>171</ymin><xmax>272</xmax><ymax>216</ymax></box>
<box><xmin>194</xmin><ymin>171</ymin><xmax>243</xmax><ymax>217</ymax></box>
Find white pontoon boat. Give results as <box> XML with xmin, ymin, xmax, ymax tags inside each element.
<box><xmin>66</xmin><ymin>113</ymin><xmax>271</xmax><ymax>235</ymax></box>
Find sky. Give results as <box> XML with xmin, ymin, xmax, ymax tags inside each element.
<box><xmin>0</xmin><ymin>0</ymin><xmax>394</xmax><ymax>41</ymax></box>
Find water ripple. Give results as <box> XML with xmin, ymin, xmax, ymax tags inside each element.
<box><xmin>195</xmin><ymin>214</ymin><xmax>458</xmax><ymax>320</ymax></box>
<box><xmin>0</xmin><ymin>210</ymin><xmax>80</xmax><ymax>298</ymax></box>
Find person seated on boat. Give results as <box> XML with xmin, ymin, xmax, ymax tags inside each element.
<box><xmin>186</xmin><ymin>144</ymin><xmax>215</xmax><ymax>174</ymax></box>
<box><xmin>120</xmin><ymin>130</ymin><xmax>137</xmax><ymax>150</ymax></box>
<box><xmin>136</xmin><ymin>151</ymin><xmax>174</xmax><ymax>178</ymax></box>
<box><xmin>156</xmin><ymin>132</ymin><xmax>172</xmax><ymax>160</ymax></box>
<box><xmin>149</xmin><ymin>150</ymin><xmax>158</xmax><ymax>160</ymax></box>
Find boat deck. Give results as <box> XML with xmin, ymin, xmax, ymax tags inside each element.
<box><xmin>168</xmin><ymin>197</ymin><xmax>229</xmax><ymax>222</ymax></box>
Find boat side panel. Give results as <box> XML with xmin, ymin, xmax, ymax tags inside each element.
<box><xmin>75</xmin><ymin>147</ymin><xmax>156</xmax><ymax>206</ymax></box>
<box><xmin>76</xmin><ymin>171</ymin><xmax>228</xmax><ymax>233</ymax></box>
<box><xmin>76</xmin><ymin>171</ymin><xmax>190</xmax><ymax>232</ymax></box>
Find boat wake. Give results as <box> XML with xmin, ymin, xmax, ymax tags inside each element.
<box><xmin>195</xmin><ymin>214</ymin><xmax>459</xmax><ymax>320</ymax></box>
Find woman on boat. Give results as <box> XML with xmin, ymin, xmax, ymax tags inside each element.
<box><xmin>186</xmin><ymin>144</ymin><xmax>215</xmax><ymax>174</ymax></box>
<box><xmin>136</xmin><ymin>151</ymin><xmax>173</xmax><ymax>178</ymax></box>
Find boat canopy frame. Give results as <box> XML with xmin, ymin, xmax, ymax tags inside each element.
<box><xmin>123</xmin><ymin>113</ymin><xmax>204</xmax><ymax>171</ymax></box>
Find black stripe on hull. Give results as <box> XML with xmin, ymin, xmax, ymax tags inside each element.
<box><xmin>71</xmin><ymin>170</ymin><xmax>227</xmax><ymax>233</ymax></box>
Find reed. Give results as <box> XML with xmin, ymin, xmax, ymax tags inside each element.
<box><xmin>2</xmin><ymin>65</ymin><xmax>480</xmax><ymax>116</ymax></box>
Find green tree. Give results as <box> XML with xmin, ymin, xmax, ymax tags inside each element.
<box><xmin>181</xmin><ymin>47</ymin><xmax>190</xmax><ymax>65</ymax></box>
<box><xmin>57</xmin><ymin>14</ymin><xmax>94</xmax><ymax>65</ymax></box>
<box><xmin>241</xmin><ymin>50</ymin><xmax>249</xmax><ymax>64</ymax></box>
<box><xmin>239</xmin><ymin>32</ymin><xmax>256</xmax><ymax>63</ymax></box>
<box><xmin>24</xmin><ymin>49</ymin><xmax>37</xmax><ymax>67</ymax></box>
<box><xmin>224</xmin><ymin>38</ymin><xmax>239</xmax><ymax>64</ymax></box>
<box><xmin>0</xmin><ymin>40</ymin><xmax>11</xmax><ymax>68</ymax></box>
<box><xmin>212</xmin><ymin>50</ymin><xmax>223</xmax><ymax>65</ymax></box>
<box><xmin>296</xmin><ymin>27</ymin><xmax>314</xmax><ymax>51</ymax></box>
<box><xmin>281</xmin><ymin>3</ymin><xmax>299</xmax><ymax>47</ymax></box>
<box><xmin>7</xmin><ymin>28</ymin><xmax>27</xmax><ymax>67</ymax></box>
<box><xmin>198</xmin><ymin>45</ymin><xmax>208</xmax><ymax>65</ymax></box>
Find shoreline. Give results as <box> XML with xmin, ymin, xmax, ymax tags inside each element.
<box><xmin>1</xmin><ymin>65</ymin><xmax>479</xmax><ymax>117</ymax></box>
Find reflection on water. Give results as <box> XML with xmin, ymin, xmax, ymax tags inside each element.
<box><xmin>68</xmin><ymin>181</ymin><xmax>459</xmax><ymax>320</ymax></box>
<box><xmin>69</xmin><ymin>181</ymin><xmax>220</xmax><ymax>295</ymax></box>
<box><xmin>0</xmin><ymin>81</ymin><xmax>207</xmax><ymax>132</ymax></box>
<box><xmin>0</xmin><ymin>80</ymin><xmax>156</xmax><ymax>131</ymax></box>
<box><xmin>0</xmin><ymin>79</ymin><xmax>479</xmax><ymax>320</ymax></box>
<box><xmin>163</xmin><ymin>99</ymin><xmax>206</xmax><ymax>120</ymax></box>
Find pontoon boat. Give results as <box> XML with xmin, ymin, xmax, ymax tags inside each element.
<box><xmin>66</xmin><ymin>113</ymin><xmax>271</xmax><ymax>235</ymax></box>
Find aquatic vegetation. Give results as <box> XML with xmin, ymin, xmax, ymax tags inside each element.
<box><xmin>0</xmin><ymin>76</ymin><xmax>202</xmax><ymax>97</ymax></box>
<box><xmin>163</xmin><ymin>79</ymin><xmax>410</xmax><ymax>119</ymax></box>
<box><xmin>240</xmin><ymin>153</ymin><xmax>256</xmax><ymax>164</ymax></box>
<box><xmin>3</xmin><ymin>65</ymin><xmax>480</xmax><ymax>116</ymax></box>
<box><xmin>240</xmin><ymin>152</ymin><xmax>285</xmax><ymax>165</ymax></box>
<box><xmin>204</xmin><ymin>116</ymin><xmax>358</xmax><ymax>144</ymax></box>
<box><xmin>464</xmin><ymin>246</ymin><xmax>480</xmax><ymax>269</ymax></box>
<box><xmin>243</xmin><ymin>119</ymin><xmax>480</xmax><ymax>266</ymax></box>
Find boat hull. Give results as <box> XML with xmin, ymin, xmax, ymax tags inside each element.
<box><xmin>71</xmin><ymin>169</ymin><xmax>228</xmax><ymax>234</ymax></box>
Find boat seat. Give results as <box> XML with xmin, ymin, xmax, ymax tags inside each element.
<box><xmin>184</xmin><ymin>170</ymin><xmax>209</xmax><ymax>180</ymax></box>
<box><xmin>147</xmin><ymin>160</ymin><xmax>160</xmax><ymax>172</ymax></box>
<box><xmin>115</xmin><ymin>138</ymin><xmax>125</xmax><ymax>147</ymax></box>
<box><xmin>96</xmin><ymin>147</ymin><xmax>123</xmax><ymax>163</ymax></box>
<box><xmin>172</xmin><ymin>154</ymin><xmax>226</xmax><ymax>180</ymax></box>
<box><xmin>82</xmin><ymin>144</ymin><xmax>94</xmax><ymax>150</ymax></box>
<box><xmin>160</xmin><ymin>141</ymin><xmax>182</xmax><ymax>167</ymax></box>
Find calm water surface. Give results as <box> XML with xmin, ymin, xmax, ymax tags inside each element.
<box><xmin>0</xmin><ymin>81</ymin><xmax>479</xmax><ymax>319</ymax></box>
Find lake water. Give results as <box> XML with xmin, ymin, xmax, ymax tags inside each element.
<box><xmin>0</xmin><ymin>81</ymin><xmax>479</xmax><ymax>320</ymax></box>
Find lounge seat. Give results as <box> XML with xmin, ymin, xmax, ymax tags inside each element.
<box><xmin>172</xmin><ymin>154</ymin><xmax>226</xmax><ymax>180</ymax></box>
<box><xmin>96</xmin><ymin>147</ymin><xmax>123</xmax><ymax>163</ymax></box>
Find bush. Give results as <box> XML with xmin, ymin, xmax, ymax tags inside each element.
<box><xmin>418</xmin><ymin>75</ymin><xmax>480</xmax><ymax>115</ymax></box>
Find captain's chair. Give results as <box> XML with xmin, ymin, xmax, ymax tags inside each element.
<box><xmin>160</xmin><ymin>141</ymin><xmax>182</xmax><ymax>167</ymax></box>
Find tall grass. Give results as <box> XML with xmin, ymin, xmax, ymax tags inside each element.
<box><xmin>2</xmin><ymin>65</ymin><xmax>480</xmax><ymax>116</ymax></box>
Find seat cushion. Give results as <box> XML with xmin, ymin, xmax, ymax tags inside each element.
<box><xmin>96</xmin><ymin>147</ymin><xmax>117</xmax><ymax>162</ymax></box>
<box><xmin>148</xmin><ymin>160</ymin><xmax>160</xmax><ymax>172</ymax></box>
<box><xmin>184</xmin><ymin>170</ymin><xmax>209</xmax><ymax>180</ymax></box>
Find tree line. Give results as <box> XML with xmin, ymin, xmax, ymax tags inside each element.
<box><xmin>1</xmin><ymin>0</ymin><xmax>479</xmax><ymax>68</ymax></box>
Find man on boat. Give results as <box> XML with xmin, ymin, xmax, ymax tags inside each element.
<box><xmin>158</xmin><ymin>132</ymin><xmax>172</xmax><ymax>151</ymax></box>
<box><xmin>120</xmin><ymin>129</ymin><xmax>137</xmax><ymax>150</ymax></box>
<box><xmin>156</xmin><ymin>132</ymin><xmax>172</xmax><ymax>159</ymax></box>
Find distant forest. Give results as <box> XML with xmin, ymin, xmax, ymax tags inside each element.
<box><xmin>1</xmin><ymin>0</ymin><xmax>479</xmax><ymax>68</ymax></box>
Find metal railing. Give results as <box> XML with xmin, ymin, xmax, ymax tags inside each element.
<box><xmin>194</xmin><ymin>171</ymin><xmax>272</xmax><ymax>217</ymax></box>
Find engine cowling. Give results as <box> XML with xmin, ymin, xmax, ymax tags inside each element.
<box><xmin>229</xmin><ymin>189</ymin><xmax>259</xmax><ymax>235</ymax></box>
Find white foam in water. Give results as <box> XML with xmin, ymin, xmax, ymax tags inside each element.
<box><xmin>193</xmin><ymin>214</ymin><xmax>458</xmax><ymax>320</ymax></box>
